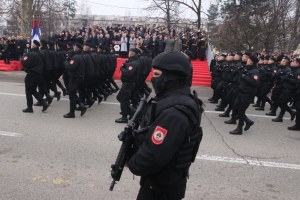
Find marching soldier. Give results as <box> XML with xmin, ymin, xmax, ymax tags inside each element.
<box><xmin>21</xmin><ymin>40</ymin><xmax>49</xmax><ymax>113</ymax></box>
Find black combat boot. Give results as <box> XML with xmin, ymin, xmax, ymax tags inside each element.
<box><xmin>225</xmin><ymin>117</ymin><xmax>237</xmax><ymax>124</ymax></box>
<box><xmin>287</xmin><ymin>108</ymin><xmax>296</xmax><ymax>121</ymax></box>
<box><xmin>252</xmin><ymin>103</ymin><xmax>260</xmax><ymax>108</ymax></box>
<box><xmin>54</xmin><ymin>91</ymin><xmax>61</xmax><ymax>101</ymax></box>
<box><xmin>229</xmin><ymin>124</ymin><xmax>243</xmax><ymax>135</ymax></box>
<box><xmin>63</xmin><ymin>112</ymin><xmax>75</xmax><ymax>118</ymax></box>
<box><xmin>79</xmin><ymin>103</ymin><xmax>87</xmax><ymax>116</ymax></box>
<box><xmin>255</xmin><ymin>106</ymin><xmax>264</xmax><ymax>111</ymax></box>
<box><xmin>46</xmin><ymin>95</ymin><xmax>53</xmax><ymax>105</ymax></box>
<box><xmin>115</xmin><ymin>116</ymin><xmax>128</xmax><ymax>123</ymax></box>
<box><xmin>34</xmin><ymin>101</ymin><xmax>43</xmax><ymax>106</ymax></box>
<box><xmin>244</xmin><ymin>118</ymin><xmax>254</xmax><ymax>131</ymax></box>
<box><xmin>219</xmin><ymin>109</ymin><xmax>230</xmax><ymax>117</ymax></box>
<box><xmin>266</xmin><ymin>110</ymin><xmax>276</xmax><ymax>116</ymax></box>
<box><xmin>42</xmin><ymin>100</ymin><xmax>49</xmax><ymax>112</ymax></box>
<box><xmin>87</xmin><ymin>98</ymin><xmax>95</xmax><ymax>108</ymax></box>
<box><xmin>288</xmin><ymin>124</ymin><xmax>300</xmax><ymax>131</ymax></box>
<box><xmin>215</xmin><ymin>107</ymin><xmax>225</xmax><ymax>111</ymax></box>
<box><xmin>272</xmin><ymin>112</ymin><xmax>284</xmax><ymax>122</ymax></box>
<box><xmin>22</xmin><ymin>107</ymin><xmax>33</xmax><ymax>113</ymax></box>
<box><xmin>97</xmin><ymin>95</ymin><xmax>103</xmax><ymax>104</ymax></box>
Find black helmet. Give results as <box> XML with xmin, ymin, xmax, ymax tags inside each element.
<box><xmin>152</xmin><ymin>51</ymin><xmax>191</xmax><ymax>77</ymax></box>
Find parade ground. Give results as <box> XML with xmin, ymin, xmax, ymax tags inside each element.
<box><xmin>0</xmin><ymin>71</ymin><xmax>300</xmax><ymax>200</ymax></box>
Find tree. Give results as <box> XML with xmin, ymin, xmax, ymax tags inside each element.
<box><xmin>170</xmin><ymin>0</ymin><xmax>203</xmax><ymax>29</ymax></box>
<box><xmin>63</xmin><ymin>0</ymin><xmax>77</xmax><ymax>29</ymax></box>
<box><xmin>209</xmin><ymin>0</ymin><xmax>299</xmax><ymax>52</ymax></box>
<box><xmin>145</xmin><ymin>0</ymin><xmax>179</xmax><ymax>32</ymax></box>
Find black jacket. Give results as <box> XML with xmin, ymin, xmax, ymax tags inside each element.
<box><xmin>238</xmin><ymin>65</ymin><xmax>260</xmax><ymax>95</ymax></box>
<box><xmin>21</xmin><ymin>48</ymin><xmax>43</xmax><ymax>75</ymax></box>
<box><xmin>128</xmin><ymin>87</ymin><xmax>201</xmax><ymax>186</ymax></box>
<box><xmin>65</xmin><ymin>51</ymin><xmax>85</xmax><ymax>79</ymax></box>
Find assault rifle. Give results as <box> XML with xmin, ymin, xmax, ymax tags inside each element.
<box><xmin>109</xmin><ymin>98</ymin><xmax>157</xmax><ymax>191</ymax></box>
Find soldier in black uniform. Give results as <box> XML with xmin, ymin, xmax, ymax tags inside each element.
<box><xmin>255</xmin><ymin>56</ymin><xmax>277</xmax><ymax>111</ymax></box>
<box><xmin>230</xmin><ymin>55</ymin><xmax>260</xmax><ymax>135</ymax></box>
<box><xmin>220</xmin><ymin>52</ymin><xmax>242</xmax><ymax>118</ymax></box>
<box><xmin>288</xmin><ymin>58</ymin><xmax>300</xmax><ymax>130</ymax></box>
<box><xmin>21</xmin><ymin>40</ymin><xmax>49</xmax><ymax>113</ymax></box>
<box><xmin>209</xmin><ymin>54</ymin><xmax>227</xmax><ymax>104</ymax></box>
<box><xmin>128</xmin><ymin>51</ymin><xmax>203</xmax><ymax>200</ymax></box>
<box><xmin>115</xmin><ymin>48</ymin><xmax>140</xmax><ymax>123</ymax></box>
<box><xmin>266</xmin><ymin>56</ymin><xmax>291</xmax><ymax>117</ymax></box>
<box><xmin>63</xmin><ymin>43</ymin><xmax>87</xmax><ymax>118</ymax></box>
<box><xmin>272</xmin><ymin>57</ymin><xmax>296</xmax><ymax>122</ymax></box>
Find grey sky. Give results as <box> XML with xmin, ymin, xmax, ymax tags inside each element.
<box><xmin>80</xmin><ymin>0</ymin><xmax>217</xmax><ymax>19</ymax></box>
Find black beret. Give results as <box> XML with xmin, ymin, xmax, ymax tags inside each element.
<box><xmin>67</xmin><ymin>42</ymin><xmax>73</xmax><ymax>46</ymax></box>
<box><xmin>84</xmin><ymin>42</ymin><xmax>91</xmax><ymax>47</ymax></box>
<box><xmin>90</xmin><ymin>44</ymin><xmax>97</xmax><ymax>49</ymax></box>
<box><xmin>129</xmin><ymin>48</ymin><xmax>141</xmax><ymax>54</ymax></box>
<box><xmin>152</xmin><ymin>51</ymin><xmax>191</xmax><ymax>77</ymax></box>
<box><xmin>260</xmin><ymin>55</ymin><xmax>265</xmax><ymax>60</ymax></box>
<box><xmin>282</xmin><ymin>56</ymin><xmax>290</xmax><ymax>62</ymax></box>
<box><xmin>33</xmin><ymin>40</ymin><xmax>40</xmax><ymax>47</ymax></box>
<box><xmin>74</xmin><ymin>43</ymin><xmax>83</xmax><ymax>49</ymax></box>
<box><xmin>295</xmin><ymin>58</ymin><xmax>300</xmax><ymax>63</ymax></box>
<box><xmin>264</xmin><ymin>55</ymin><xmax>270</xmax><ymax>60</ymax></box>
<box><xmin>269</xmin><ymin>56</ymin><xmax>277</xmax><ymax>61</ymax></box>
<box><xmin>243</xmin><ymin>52</ymin><xmax>252</xmax><ymax>57</ymax></box>
<box><xmin>40</xmin><ymin>39</ymin><xmax>47</xmax><ymax>47</ymax></box>
<box><xmin>249</xmin><ymin>55</ymin><xmax>259</xmax><ymax>64</ymax></box>
<box><xmin>220</xmin><ymin>53</ymin><xmax>227</xmax><ymax>57</ymax></box>
<box><xmin>235</xmin><ymin>52</ymin><xmax>243</xmax><ymax>57</ymax></box>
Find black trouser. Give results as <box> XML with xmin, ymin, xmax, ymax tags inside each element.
<box><xmin>236</xmin><ymin>93</ymin><xmax>254</xmax><ymax>126</ymax></box>
<box><xmin>68</xmin><ymin>78</ymin><xmax>84</xmax><ymax>113</ymax></box>
<box><xmin>260</xmin><ymin>83</ymin><xmax>273</xmax><ymax>107</ymax></box>
<box><xmin>25</xmin><ymin>73</ymin><xmax>44</xmax><ymax>108</ymax></box>
<box><xmin>271</xmin><ymin>87</ymin><xmax>282</xmax><ymax>112</ymax></box>
<box><xmin>295</xmin><ymin>100</ymin><xmax>300</xmax><ymax>125</ymax></box>
<box><xmin>137</xmin><ymin>178</ymin><xmax>187</xmax><ymax>200</ymax></box>
<box><xmin>278</xmin><ymin>89</ymin><xmax>294</xmax><ymax>116</ymax></box>
<box><xmin>4</xmin><ymin>52</ymin><xmax>10</xmax><ymax>64</ymax></box>
<box><xmin>116</xmin><ymin>82</ymin><xmax>135</xmax><ymax>117</ymax></box>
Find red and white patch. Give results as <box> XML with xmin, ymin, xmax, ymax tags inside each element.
<box><xmin>253</xmin><ymin>75</ymin><xmax>259</xmax><ymax>80</ymax></box>
<box><xmin>23</xmin><ymin>56</ymin><xmax>28</xmax><ymax>61</ymax></box>
<box><xmin>70</xmin><ymin>60</ymin><xmax>74</xmax><ymax>64</ymax></box>
<box><xmin>151</xmin><ymin>126</ymin><xmax>168</xmax><ymax>145</ymax></box>
<box><xmin>128</xmin><ymin>66</ymin><xmax>133</xmax><ymax>71</ymax></box>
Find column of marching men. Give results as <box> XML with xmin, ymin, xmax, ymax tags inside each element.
<box><xmin>209</xmin><ymin>52</ymin><xmax>300</xmax><ymax>134</ymax></box>
<box><xmin>20</xmin><ymin>39</ymin><xmax>152</xmax><ymax>119</ymax></box>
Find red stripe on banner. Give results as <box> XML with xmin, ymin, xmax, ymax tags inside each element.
<box><xmin>32</xmin><ymin>19</ymin><xmax>35</xmax><ymax>28</ymax></box>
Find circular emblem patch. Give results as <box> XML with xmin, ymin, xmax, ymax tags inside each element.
<box><xmin>151</xmin><ymin>126</ymin><xmax>168</xmax><ymax>145</ymax></box>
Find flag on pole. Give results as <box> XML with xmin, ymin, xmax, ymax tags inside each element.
<box><xmin>31</xmin><ymin>19</ymin><xmax>41</xmax><ymax>45</ymax></box>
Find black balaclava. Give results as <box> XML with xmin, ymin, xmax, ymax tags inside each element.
<box><xmin>151</xmin><ymin>70</ymin><xmax>187</xmax><ymax>97</ymax></box>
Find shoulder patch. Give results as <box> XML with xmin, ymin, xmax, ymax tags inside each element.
<box><xmin>298</xmin><ymin>75</ymin><xmax>300</xmax><ymax>80</ymax></box>
<box><xmin>23</xmin><ymin>56</ymin><xmax>28</xmax><ymax>61</ymax></box>
<box><xmin>70</xmin><ymin>60</ymin><xmax>74</xmax><ymax>65</ymax></box>
<box><xmin>128</xmin><ymin>66</ymin><xmax>133</xmax><ymax>71</ymax></box>
<box><xmin>151</xmin><ymin>126</ymin><xmax>168</xmax><ymax>145</ymax></box>
<box><xmin>253</xmin><ymin>75</ymin><xmax>259</xmax><ymax>80</ymax></box>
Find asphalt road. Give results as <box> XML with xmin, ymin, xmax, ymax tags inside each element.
<box><xmin>0</xmin><ymin>71</ymin><xmax>300</xmax><ymax>200</ymax></box>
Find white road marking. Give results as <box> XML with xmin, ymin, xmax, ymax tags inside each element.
<box><xmin>0</xmin><ymin>92</ymin><xmax>291</xmax><ymax>119</ymax></box>
<box><xmin>204</xmin><ymin>110</ymin><xmax>290</xmax><ymax>120</ymax></box>
<box><xmin>0</xmin><ymin>92</ymin><xmax>120</xmax><ymax>105</ymax></box>
<box><xmin>197</xmin><ymin>155</ymin><xmax>300</xmax><ymax>170</ymax></box>
<box><xmin>0</xmin><ymin>131</ymin><xmax>23</xmax><ymax>137</ymax></box>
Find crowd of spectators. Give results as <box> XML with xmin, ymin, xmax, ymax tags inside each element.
<box><xmin>0</xmin><ymin>24</ymin><xmax>208</xmax><ymax>64</ymax></box>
